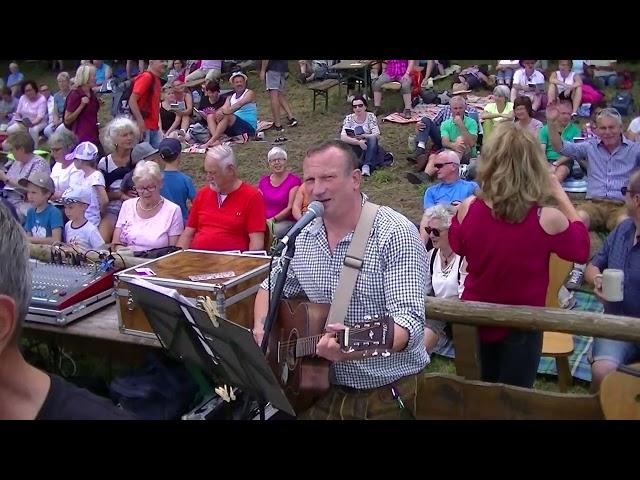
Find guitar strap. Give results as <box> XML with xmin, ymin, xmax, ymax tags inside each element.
<box><xmin>326</xmin><ymin>201</ymin><xmax>380</xmax><ymax>327</ymax></box>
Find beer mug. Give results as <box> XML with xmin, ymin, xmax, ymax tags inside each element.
<box><xmin>595</xmin><ymin>269</ymin><xmax>624</xmax><ymax>302</ymax></box>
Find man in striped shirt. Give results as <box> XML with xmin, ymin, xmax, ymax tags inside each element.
<box><xmin>253</xmin><ymin>140</ymin><xmax>428</xmax><ymax>420</ymax></box>
<box><xmin>548</xmin><ymin>106</ymin><xmax>640</xmax><ymax>289</ymax></box>
<box><xmin>548</xmin><ymin>106</ymin><xmax>640</xmax><ymax>232</ymax></box>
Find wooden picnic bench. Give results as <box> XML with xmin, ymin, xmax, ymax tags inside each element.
<box><xmin>307</xmin><ymin>79</ymin><xmax>339</xmax><ymax>112</ymax></box>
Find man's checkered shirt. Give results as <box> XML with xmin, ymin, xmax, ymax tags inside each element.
<box><xmin>261</xmin><ymin>202</ymin><xmax>429</xmax><ymax>389</ymax></box>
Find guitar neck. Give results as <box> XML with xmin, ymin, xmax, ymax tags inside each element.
<box><xmin>294</xmin><ymin>334</ymin><xmax>326</xmax><ymax>358</ymax></box>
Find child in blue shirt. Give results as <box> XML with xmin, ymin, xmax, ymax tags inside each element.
<box><xmin>19</xmin><ymin>172</ymin><xmax>63</xmax><ymax>244</ymax></box>
<box><xmin>158</xmin><ymin>138</ymin><xmax>196</xmax><ymax>221</ymax></box>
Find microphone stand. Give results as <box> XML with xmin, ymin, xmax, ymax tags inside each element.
<box><xmin>260</xmin><ymin>239</ymin><xmax>296</xmax><ymax>355</ymax></box>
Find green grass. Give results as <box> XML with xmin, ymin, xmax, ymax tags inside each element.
<box><xmin>13</xmin><ymin>59</ymin><xmax>638</xmax><ymax>395</ymax></box>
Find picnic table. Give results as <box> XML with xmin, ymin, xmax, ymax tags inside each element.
<box><xmin>331</xmin><ymin>60</ymin><xmax>375</xmax><ymax>98</ymax></box>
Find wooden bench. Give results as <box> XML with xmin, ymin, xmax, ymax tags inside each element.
<box><xmin>307</xmin><ymin>79</ymin><xmax>339</xmax><ymax>112</ymax></box>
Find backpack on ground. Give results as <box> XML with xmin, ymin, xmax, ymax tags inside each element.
<box><xmin>610</xmin><ymin>91</ymin><xmax>635</xmax><ymax>116</ymax></box>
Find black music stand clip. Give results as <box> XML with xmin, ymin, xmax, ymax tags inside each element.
<box><xmin>125</xmin><ymin>278</ymin><xmax>295</xmax><ymax>418</ymax></box>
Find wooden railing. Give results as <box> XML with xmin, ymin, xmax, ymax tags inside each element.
<box><xmin>426</xmin><ymin>297</ymin><xmax>640</xmax><ymax>343</ymax></box>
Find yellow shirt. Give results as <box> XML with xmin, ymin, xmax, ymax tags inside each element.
<box><xmin>483</xmin><ymin>102</ymin><xmax>514</xmax><ymax>123</ymax></box>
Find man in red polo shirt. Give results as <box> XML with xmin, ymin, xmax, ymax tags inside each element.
<box><xmin>129</xmin><ymin>60</ymin><xmax>165</xmax><ymax>148</ymax></box>
<box><xmin>177</xmin><ymin>145</ymin><xmax>266</xmax><ymax>252</ymax></box>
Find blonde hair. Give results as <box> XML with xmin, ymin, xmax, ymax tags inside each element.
<box><xmin>132</xmin><ymin>160</ymin><xmax>163</xmax><ymax>185</ymax></box>
<box><xmin>477</xmin><ymin>122</ymin><xmax>550</xmax><ymax>223</ymax></box>
<box><xmin>74</xmin><ymin>65</ymin><xmax>96</xmax><ymax>87</ymax></box>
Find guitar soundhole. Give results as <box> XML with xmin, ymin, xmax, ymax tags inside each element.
<box><xmin>286</xmin><ymin>329</ymin><xmax>298</xmax><ymax>370</ymax></box>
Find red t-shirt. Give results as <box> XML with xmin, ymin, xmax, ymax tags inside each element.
<box><xmin>65</xmin><ymin>89</ymin><xmax>100</xmax><ymax>143</ymax></box>
<box><xmin>187</xmin><ymin>182</ymin><xmax>266</xmax><ymax>251</ymax></box>
<box><xmin>132</xmin><ymin>71</ymin><xmax>161</xmax><ymax>131</ymax></box>
<box><xmin>449</xmin><ymin>199</ymin><xmax>590</xmax><ymax>343</ymax></box>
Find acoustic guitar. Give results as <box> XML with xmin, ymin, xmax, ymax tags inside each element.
<box><xmin>266</xmin><ymin>299</ymin><xmax>394</xmax><ymax>413</ymax></box>
<box><xmin>599</xmin><ymin>362</ymin><xmax>640</xmax><ymax>419</ymax></box>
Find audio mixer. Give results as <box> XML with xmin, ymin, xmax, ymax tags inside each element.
<box><xmin>28</xmin><ymin>259</ymin><xmax>115</xmax><ymax>325</ymax></box>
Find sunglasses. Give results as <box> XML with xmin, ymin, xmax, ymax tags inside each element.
<box><xmin>352</xmin><ymin>103</ymin><xmax>365</xmax><ymax>108</ymax></box>
<box><xmin>424</xmin><ymin>226</ymin><xmax>447</xmax><ymax>237</ymax></box>
<box><xmin>434</xmin><ymin>162</ymin><xmax>456</xmax><ymax>169</ymax></box>
<box><xmin>621</xmin><ymin>186</ymin><xmax>637</xmax><ymax>196</ymax></box>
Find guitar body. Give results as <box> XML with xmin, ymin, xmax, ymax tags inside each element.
<box><xmin>267</xmin><ymin>300</ymin><xmax>331</xmax><ymax>413</ymax></box>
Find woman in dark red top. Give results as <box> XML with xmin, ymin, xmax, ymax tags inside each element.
<box><xmin>449</xmin><ymin>122</ymin><xmax>590</xmax><ymax>388</ymax></box>
<box><xmin>64</xmin><ymin>65</ymin><xmax>100</xmax><ymax>146</ymax></box>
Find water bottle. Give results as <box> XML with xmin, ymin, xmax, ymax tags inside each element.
<box><xmin>407</xmin><ymin>134</ymin><xmax>417</xmax><ymax>153</ymax></box>
<box><xmin>191</xmin><ymin>89</ymin><xmax>201</xmax><ymax>105</ymax></box>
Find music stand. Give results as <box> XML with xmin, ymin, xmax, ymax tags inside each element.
<box><xmin>125</xmin><ymin>278</ymin><xmax>295</xmax><ymax>417</ymax></box>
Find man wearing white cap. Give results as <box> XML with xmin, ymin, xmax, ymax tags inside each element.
<box><xmin>200</xmin><ymin>71</ymin><xmax>258</xmax><ymax>148</ymax></box>
<box><xmin>61</xmin><ymin>185</ymin><xmax>105</xmax><ymax>250</ymax></box>
<box><xmin>67</xmin><ymin>141</ymin><xmax>108</xmax><ymax>229</ymax></box>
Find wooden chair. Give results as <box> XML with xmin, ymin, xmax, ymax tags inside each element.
<box><xmin>543</xmin><ymin>254</ymin><xmax>575</xmax><ymax>392</ymax></box>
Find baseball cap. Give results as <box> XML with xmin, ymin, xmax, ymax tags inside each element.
<box><xmin>18</xmin><ymin>171</ymin><xmax>55</xmax><ymax>193</ymax></box>
<box><xmin>65</xmin><ymin>141</ymin><xmax>99</xmax><ymax>161</ymax></box>
<box><xmin>131</xmin><ymin>142</ymin><xmax>159</xmax><ymax>164</ymax></box>
<box><xmin>120</xmin><ymin>171</ymin><xmax>136</xmax><ymax>195</ymax></box>
<box><xmin>158</xmin><ymin>138</ymin><xmax>181</xmax><ymax>161</ymax></box>
<box><xmin>61</xmin><ymin>184</ymin><xmax>92</xmax><ymax>205</ymax></box>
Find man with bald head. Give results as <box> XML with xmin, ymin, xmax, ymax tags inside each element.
<box><xmin>407</xmin><ymin>95</ymin><xmax>478</xmax><ymax>184</ymax></box>
<box><xmin>586</xmin><ymin>169</ymin><xmax>640</xmax><ymax>391</ymax></box>
<box><xmin>253</xmin><ymin>140</ymin><xmax>428</xmax><ymax>420</ymax></box>
<box><xmin>177</xmin><ymin>145</ymin><xmax>266</xmax><ymax>252</ymax></box>
<box><xmin>423</xmin><ymin>150</ymin><xmax>479</xmax><ymax>209</ymax></box>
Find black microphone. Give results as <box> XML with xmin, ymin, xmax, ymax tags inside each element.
<box><xmin>272</xmin><ymin>201</ymin><xmax>324</xmax><ymax>255</ymax></box>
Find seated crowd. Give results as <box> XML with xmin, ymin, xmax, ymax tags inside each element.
<box><xmin>2</xmin><ymin>57</ymin><xmax>640</xmax><ymax>412</ymax></box>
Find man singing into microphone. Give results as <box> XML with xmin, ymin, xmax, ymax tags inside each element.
<box><xmin>253</xmin><ymin>140</ymin><xmax>428</xmax><ymax>420</ymax></box>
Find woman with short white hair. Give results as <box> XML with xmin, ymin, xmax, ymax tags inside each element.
<box><xmin>111</xmin><ymin>160</ymin><xmax>184</xmax><ymax>252</ymax></box>
<box><xmin>258</xmin><ymin>146</ymin><xmax>301</xmax><ymax>239</ymax></box>
<box><xmin>481</xmin><ymin>85</ymin><xmax>514</xmax><ymax>139</ymax></box>
<box><xmin>420</xmin><ymin>204</ymin><xmax>465</xmax><ymax>353</ymax></box>
<box><xmin>64</xmin><ymin>65</ymin><xmax>100</xmax><ymax>144</ymax></box>
<box><xmin>98</xmin><ymin>117</ymin><xmax>141</xmax><ymax>241</ymax></box>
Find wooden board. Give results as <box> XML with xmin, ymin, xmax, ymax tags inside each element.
<box><xmin>416</xmin><ymin>373</ymin><xmax>604</xmax><ymax>420</ymax></box>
